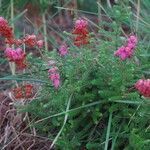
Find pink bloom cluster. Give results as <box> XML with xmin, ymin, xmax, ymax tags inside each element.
<box><xmin>135</xmin><ymin>79</ymin><xmax>150</xmax><ymax>98</ymax></box>
<box><xmin>6</xmin><ymin>34</ymin><xmax>44</xmax><ymax>48</ymax></box>
<box><xmin>23</xmin><ymin>34</ymin><xmax>43</xmax><ymax>48</ymax></box>
<box><xmin>5</xmin><ymin>47</ymin><xmax>26</xmax><ymax>69</ymax></box>
<box><xmin>5</xmin><ymin>38</ymin><xmax>23</xmax><ymax>46</ymax></box>
<box><xmin>37</xmin><ymin>40</ymin><xmax>43</xmax><ymax>48</ymax></box>
<box><xmin>5</xmin><ymin>47</ymin><xmax>24</xmax><ymax>61</ymax></box>
<box><xmin>73</xmin><ymin>19</ymin><xmax>89</xmax><ymax>46</ymax></box>
<box><xmin>0</xmin><ymin>16</ymin><xmax>43</xmax><ymax>55</ymax></box>
<box><xmin>114</xmin><ymin>35</ymin><xmax>138</xmax><ymax>60</ymax></box>
<box><xmin>48</xmin><ymin>66</ymin><xmax>60</xmax><ymax>89</ymax></box>
<box><xmin>75</xmin><ymin>19</ymin><xmax>88</xmax><ymax>30</ymax></box>
<box><xmin>59</xmin><ymin>44</ymin><xmax>68</xmax><ymax>56</ymax></box>
<box><xmin>0</xmin><ymin>17</ymin><xmax>13</xmax><ymax>39</ymax></box>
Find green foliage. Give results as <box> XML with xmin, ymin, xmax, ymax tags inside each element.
<box><xmin>77</xmin><ymin>0</ymin><xmax>98</xmax><ymax>13</ymax></box>
<box><xmin>24</xmin><ymin>13</ymin><xmax>149</xmax><ymax>149</ymax></box>
<box><xmin>0</xmin><ymin>0</ymin><xmax>150</xmax><ymax>150</ymax></box>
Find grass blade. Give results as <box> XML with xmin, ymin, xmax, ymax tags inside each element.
<box><xmin>50</xmin><ymin>94</ymin><xmax>72</xmax><ymax>149</ymax></box>
<box><xmin>104</xmin><ymin>112</ymin><xmax>112</xmax><ymax>150</ymax></box>
<box><xmin>0</xmin><ymin>76</ymin><xmax>49</xmax><ymax>84</ymax></box>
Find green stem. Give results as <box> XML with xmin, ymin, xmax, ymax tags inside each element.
<box><xmin>136</xmin><ymin>0</ymin><xmax>140</xmax><ymax>33</ymax></box>
<box><xmin>42</xmin><ymin>13</ymin><xmax>48</xmax><ymax>52</ymax></box>
<box><xmin>11</xmin><ymin>0</ymin><xmax>14</xmax><ymax>33</ymax></box>
<box><xmin>50</xmin><ymin>94</ymin><xmax>73</xmax><ymax>149</ymax></box>
<box><xmin>10</xmin><ymin>0</ymin><xmax>16</xmax><ymax>76</ymax></box>
<box><xmin>104</xmin><ymin>112</ymin><xmax>112</xmax><ymax>150</ymax></box>
<box><xmin>107</xmin><ymin>0</ymin><xmax>112</xmax><ymax>8</ymax></box>
<box><xmin>97</xmin><ymin>0</ymin><xmax>102</xmax><ymax>27</ymax></box>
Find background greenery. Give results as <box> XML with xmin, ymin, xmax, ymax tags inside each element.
<box><xmin>0</xmin><ymin>0</ymin><xmax>150</xmax><ymax>149</ymax></box>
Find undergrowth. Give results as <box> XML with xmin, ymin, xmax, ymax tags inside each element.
<box><xmin>0</xmin><ymin>0</ymin><xmax>150</xmax><ymax>150</ymax></box>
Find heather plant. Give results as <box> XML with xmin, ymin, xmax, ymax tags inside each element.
<box><xmin>0</xmin><ymin>0</ymin><xmax>150</xmax><ymax>150</ymax></box>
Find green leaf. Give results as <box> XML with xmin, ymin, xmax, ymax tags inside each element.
<box><xmin>104</xmin><ymin>112</ymin><xmax>112</xmax><ymax>150</ymax></box>
<box><xmin>0</xmin><ymin>76</ymin><xmax>49</xmax><ymax>84</ymax></box>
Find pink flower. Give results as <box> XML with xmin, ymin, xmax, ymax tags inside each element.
<box><xmin>37</xmin><ymin>40</ymin><xmax>44</xmax><ymax>48</ymax></box>
<box><xmin>0</xmin><ymin>17</ymin><xmax>13</xmax><ymax>39</ymax></box>
<box><xmin>127</xmin><ymin>43</ymin><xmax>135</xmax><ymax>49</ymax></box>
<box><xmin>135</xmin><ymin>79</ymin><xmax>150</xmax><ymax>98</ymax></box>
<box><xmin>75</xmin><ymin>19</ymin><xmax>88</xmax><ymax>30</ymax></box>
<box><xmin>127</xmin><ymin>35</ymin><xmax>138</xmax><ymax>45</ymax></box>
<box><xmin>5</xmin><ymin>47</ymin><xmax>26</xmax><ymax>69</ymax></box>
<box><xmin>48</xmin><ymin>67</ymin><xmax>58</xmax><ymax>74</ymax></box>
<box><xmin>15</xmin><ymin>48</ymin><xmax>24</xmax><ymax>59</ymax></box>
<box><xmin>114</xmin><ymin>46</ymin><xmax>130</xmax><ymax>60</ymax></box>
<box><xmin>5</xmin><ymin>38</ymin><xmax>23</xmax><ymax>46</ymax></box>
<box><xmin>59</xmin><ymin>44</ymin><xmax>68</xmax><ymax>56</ymax></box>
<box><xmin>5</xmin><ymin>47</ymin><xmax>24</xmax><ymax>61</ymax></box>
<box><xmin>24</xmin><ymin>34</ymin><xmax>37</xmax><ymax>47</ymax></box>
<box><xmin>114</xmin><ymin>46</ymin><xmax>125</xmax><ymax>56</ymax></box>
<box><xmin>5</xmin><ymin>47</ymin><xmax>14</xmax><ymax>60</ymax></box>
<box><xmin>50</xmin><ymin>73</ymin><xmax>60</xmax><ymax>81</ymax></box>
<box><xmin>48</xmin><ymin>67</ymin><xmax>60</xmax><ymax>89</ymax></box>
<box><xmin>23</xmin><ymin>34</ymin><xmax>44</xmax><ymax>48</ymax></box>
<box><xmin>73</xmin><ymin>18</ymin><xmax>89</xmax><ymax>46</ymax></box>
<box><xmin>53</xmin><ymin>79</ymin><xmax>60</xmax><ymax>89</ymax></box>
<box><xmin>114</xmin><ymin>35</ymin><xmax>138</xmax><ymax>60</ymax></box>
<box><xmin>0</xmin><ymin>17</ymin><xmax>7</xmax><ymax>25</ymax></box>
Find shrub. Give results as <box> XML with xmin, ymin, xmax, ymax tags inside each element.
<box><xmin>0</xmin><ymin>1</ymin><xmax>150</xmax><ymax>150</ymax></box>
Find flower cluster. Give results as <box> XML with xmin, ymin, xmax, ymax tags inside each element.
<box><xmin>0</xmin><ymin>17</ymin><xmax>13</xmax><ymax>39</ymax></box>
<box><xmin>23</xmin><ymin>34</ymin><xmax>44</xmax><ymax>48</ymax></box>
<box><xmin>12</xmin><ymin>84</ymin><xmax>34</xmax><ymax>99</ymax></box>
<box><xmin>6</xmin><ymin>34</ymin><xmax>44</xmax><ymax>48</ymax></box>
<box><xmin>72</xmin><ymin>19</ymin><xmax>89</xmax><ymax>46</ymax></box>
<box><xmin>5</xmin><ymin>38</ymin><xmax>23</xmax><ymax>46</ymax></box>
<box><xmin>37</xmin><ymin>40</ymin><xmax>44</xmax><ymax>48</ymax></box>
<box><xmin>0</xmin><ymin>16</ymin><xmax>45</xmax><ymax>71</ymax></box>
<box><xmin>114</xmin><ymin>35</ymin><xmax>138</xmax><ymax>60</ymax></box>
<box><xmin>59</xmin><ymin>43</ymin><xmax>68</xmax><ymax>56</ymax></box>
<box><xmin>24</xmin><ymin>34</ymin><xmax>37</xmax><ymax>47</ymax></box>
<box><xmin>135</xmin><ymin>79</ymin><xmax>150</xmax><ymax>98</ymax></box>
<box><xmin>48</xmin><ymin>66</ymin><xmax>60</xmax><ymax>89</ymax></box>
<box><xmin>5</xmin><ymin>47</ymin><xmax>26</xmax><ymax>69</ymax></box>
